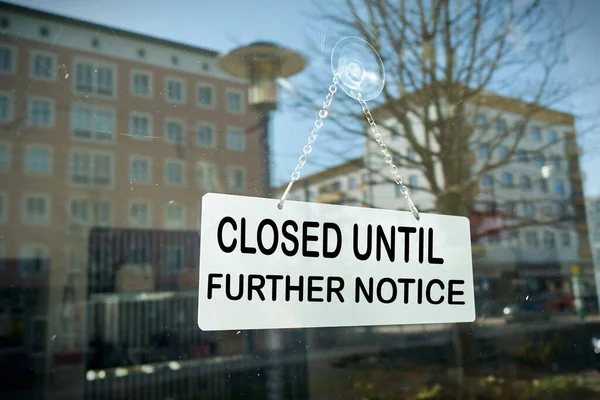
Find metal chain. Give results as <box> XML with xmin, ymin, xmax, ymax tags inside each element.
<box><xmin>357</xmin><ymin>95</ymin><xmax>421</xmax><ymax>221</ymax></box>
<box><xmin>278</xmin><ymin>75</ymin><xmax>339</xmax><ymax>209</ymax></box>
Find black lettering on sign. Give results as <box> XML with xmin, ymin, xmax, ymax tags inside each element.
<box><xmin>323</xmin><ymin>223</ymin><xmax>342</xmax><ymax>258</ymax></box>
<box><xmin>285</xmin><ymin>275</ymin><xmax>304</xmax><ymax>302</ymax></box>
<box><xmin>327</xmin><ymin>277</ymin><xmax>345</xmax><ymax>303</ymax></box>
<box><xmin>307</xmin><ymin>276</ymin><xmax>324</xmax><ymax>302</ymax></box>
<box><xmin>265</xmin><ymin>275</ymin><xmax>284</xmax><ymax>301</ymax></box>
<box><xmin>248</xmin><ymin>274</ymin><xmax>266</xmax><ymax>301</ymax></box>
<box><xmin>226</xmin><ymin>274</ymin><xmax>244</xmax><ymax>301</ymax></box>
<box><xmin>257</xmin><ymin>219</ymin><xmax>278</xmax><ymax>255</ymax></box>
<box><xmin>217</xmin><ymin>217</ymin><xmax>237</xmax><ymax>253</ymax></box>
<box><xmin>355</xmin><ymin>277</ymin><xmax>373</xmax><ymax>303</ymax></box>
<box><xmin>353</xmin><ymin>224</ymin><xmax>372</xmax><ymax>261</ymax></box>
<box><xmin>418</xmin><ymin>227</ymin><xmax>424</xmax><ymax>263</ymax></box>
<box><xmin>240</xmin><ymin>218</ymin><xmax>257</xmax><ymax>254</ymax></box>
<box><xmin>207</xmin><ymin>273</ymin><xmax>223</xmax><ymax>299</ymax></box>
<box><xmin>376</xmin><ymin>226</ymin><xmax>395</xmax><ymax>262</ymax></box>
<box><xmin>302</xmin><ymin>222</ymin><xmax>320</xmax><ymax>258</ymax></box>
<box><xmin>428</xmin><ymin>228</ymin><xmax>444</xmax><ymax>264</ymax></box>
<box><xmin>281</xmin><ymin>220</ymin><xmax>299</xmax><ymax>256</ymax></box>
<box><xmin>397</xmin><ymin>227</ymin><xmax>417</xmax><ymax>262</ymax></box>
<box><xmin>448</xmin><ymin>280</ymin><xmax>466</xmax><ymax>305</ymax></box>
<box><xmin>426</xmin><ymin>279</ymin><xmax>444</xmax><ymax>304</ymax></box>
<box><xmin>417</xmin><ymin>278</ymin><xmax>423</xmax><ymax>304</ymax></box>
<box><xmin>397</xmin><ymin>278</ymin><xmax>416</xmax><ymax>304</ymax></box>
<box><xmin>376</xmin><ymin>278</ymin><xmax>397</xmax><ymax>304</ymax></box>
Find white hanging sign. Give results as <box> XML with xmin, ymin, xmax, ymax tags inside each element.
<box><xmin>197</xmin><ymin>193</ymin><xmax>476</xmax><ymax>331</ymax></box>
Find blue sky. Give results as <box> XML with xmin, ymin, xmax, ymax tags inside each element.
<box><xmin>7</xmin><ymin>0</ymin><xmax>600</xmax><ymax>195</ymax></box>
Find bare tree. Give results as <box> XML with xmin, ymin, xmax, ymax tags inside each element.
<box><xmin>287</xmin><ymin>0</ymin><xmax>595</xmax><ymax>397</ymax></box>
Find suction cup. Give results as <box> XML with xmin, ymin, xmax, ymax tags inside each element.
<box><xmin>331</xmin><ymin>36</ymin><xmax>385</xmax><ymax>101</ymax></box>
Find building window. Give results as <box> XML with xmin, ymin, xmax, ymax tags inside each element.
<box><xmin>197</xmin><ymin>123</ymin><xmax>215</xmax><ymax>148</ymax></box>
<box><xmin>129</xmin><ymin>113</ymin><xmax>152</xmax><ymax>140</ymax></box>
<box><xmin>0</xmin><ymin>44</ymin><xmax>15</xmax><ymax>74</ymax></box>
<box><xmin>30</xmin><ymin>51</ymin><xmax>56</xmax><ymax>80</ymax></box>
<box><xmin>530</xmin><ymin>126</ymin><xmax>541</xmax><ymax>141</ymax></box>
<box><xmin>543</xmin><ymin>231</ymin><xmax>556</xmax><ymax>249</ymax></box>
<box><xmin>131</xmin><ymin>70</ymin><xmax>151</xmax><ymax>98</ymax></box>
<box><xmin>503</xmin><ymin>201</ymin><xmax>517</xmax><ymax>217</ymax></box>
<box><xmin>534</xmin><ymin>154</ymin><xmax>545</xmax><ymax>167</ymax></box>
<box><xmin>481</xmin><ymin>174</ymin><xmax>493</xmax><ymax>187</ymax></box>
<box><xmin>165</xmin><ymin>78</ymin><xmax>185</xmax><ymax>103</ymax></box>
<box><xmin>27</xmin><ymin>98</ymin><xmax>53</xmax><ymax>127</ymax></box>
<box><xmin>475</xmin><ymin>114</ymin><xmax>487</xmax><ymax>127</ymax></box>
<box><xmin>523</xmin><ymin>202</ymin><xmax>534</xmax><ymax>218</ymax></box>
<box><xmin>69</xmin><ymin>150</ymin><xmax>113</xmax><ymax>187</ymax></box>
<box><xmin>547</xmin><ymin>130</ymin><xmax>557</xmax><ymax>143</ymax></box>
<box><xmin>496</xmin><ymin>118</ymin><xmax>506</xmax><ymax>134</ymax></box>
<box><xmin>561</xmin><ymin>232</ymin><xmax>571</xmax><ymax>247</ymax></box>
<box><xmin>227</xmin><ymin>167</ymin><xmax>246</xmax><ymax>191</ymax></box>
<box><xmin>501</xmin><ymin>173</ymin><xmax>513</xmax><ymax>187</ymax></box>
<box><xmin>129</xmin><ymin>156</ymin><xmax>151</xmax><ymax>183</ymax></box>
<box><xmin>197</xmin><ymin>83</ymin><xmax>214</xmax><ymax>107</ymax></box>
<box><xmin>520</xmin><ymin>175</ymin><xmax>531</xmax><ymax>190</ymax></box>
<box><xmin>19</xmin><ymin>244</ymin><xmax>48</xmax><ymax>275</ymax></box>
<box><xmin>226</xmin><ymin>127</ymin><xmax>245</xmax><ymax>151</ymax></box>
<box><xmin>25</xmin><ymin>146</ymin><xmax>52</xmax><ymax>175</ymax></box>
<box><xmin>197</xmin><ymin>163</ymin><xmax>218</xmax><ymax>190</ymax></box>
<box><xmin>348</xmin><ymin>178</ymin><xmax>358</xmax><ymax>190</ymax></box>
<box><xmin>554</xmin><ymin>180</ymin><xmax>565</xmax><ymax>196</ymax></box>
<box><xmin>407</xmin><ymin>148</ymin><xmax>416</xmax><ymax>161</ymax></box>
<box><xmin>539</xmin><ymin>179</ymin><xmax>548</xmax><ymax>193</ymax></box>
<box><xmin>0</xmin><ymin>143</ymin><xmax>9</xmax><ymax>171</ymax></box>
<box><xmin>516</xmin><ymin>150</ymin><xmax>527</xmax><ymax>163</ymax></box>
<box><xmin>392</xmin><ymin>152</ymin><xmax>402</xmax><ymax>166</ymax></box>
<box><xmin>0</xmin><ymin>92</ymin><xmax>13</xmax><ymax>123</ymax></box>
<box><xmin>408</xmin><ymin>175</ymin><xmax>418</xmax><ymax>187</ymax></box>
<box><xmin>497</xmin><ymin>145</ymin><xmax>509</xmax><ymax>159</ymax></box>
<box><xmin>226</xmin><ymin>90</ymin><xmax>243</xmax><ymax>113</ymax></box>
<box><xmin>0</xmin><ymin>192</ymin><xmax>6</xmax><ymax>224</ymax></box>
<box><xmin>165</xmin><ymin>160</ymin><xmax>184</xmax><ymax>186</ymax></box>
<box><xmin>508</xmin><ymin>230</ymin><xmax>519</xmax><ymax>245</ymax></box>
<box><xmin>71</xmin><ymin>105</ymin><xmax>115</xmax><ymax>142</ymax></box>
<box><xmin>164</xmin><ymin>246</ymin><xmax>185</xmax><ymax>274</ymax></box>
<box><xmin>525</xmin><ymin>231</ymin><xmax>539</xmax><ymax>248</ymax></box>
<box><xmin>479</xmin><ymin>146</ymin><xmax>489</xmax><ymax>158</ymax></box>
<box><xmin>164</xmin><ymin>203</ymin><xmax>185</xmax><ymax>229</ymax></box>
<box><xmin>395</xmin><ymin>185</ymin><xmax>402</xmax><ymax>198</ymax></box>
<box><xmin>22</xmin><ymin>195</ymin><xmax>50</xmax><ymax>225</ymax></box>
<box><xmin>165</xmin><ymin>119</ymin><xmax>185</xmax><ymax>145</ymax></box>
<box><xmin>551</xmin><ymin>156</ymin><xmax>561</xmax><ymax>171</ymax></box>
<box><xmin>74</xmin><ymin>59</ymin><xmax>115</xmax><ymax>97</ymax></box>
<box><xmin>68</xmin><ymin>198</ymin><xmax>111</xmax><ymax>226</ymax></box>
<box><xmin>129</xmin><ymin>202</ymin><xmax>150</xmax><ymax>227</ymax></box>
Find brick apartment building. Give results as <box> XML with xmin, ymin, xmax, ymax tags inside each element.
<box><xmin>0</xmin><ymin>2</ymin><xmax>268</xmax><ymax>397</ymax></box>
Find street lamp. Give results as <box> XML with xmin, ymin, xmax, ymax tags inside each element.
<box><xmin>219</xmin><ymin>42</ymin><xmax>306</xmax><ymax>400</ymax></box>
<box><xmin>219</xmin><ymin>42</ymin><xmax>306</xmax><ymax>196</ymax></box>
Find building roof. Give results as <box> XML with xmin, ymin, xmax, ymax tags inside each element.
<box><xmin>274</xmin><ymin>157</ymin><xmax>364</xmax><ymax>192</ymax></box>
<box><xmin>0</xmin><ymin>1</ymin><xmax>219</xmax><ymax>57</ymax></box>
<box><xmin>373</xmin><ymin>83</ymin><xmax>575</xmax><ymax>126</ymax></box>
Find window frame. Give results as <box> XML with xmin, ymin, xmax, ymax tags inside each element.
<box><xmin>0</xmin><ymin>141</ymin><xmax>10</xmax><ymax>172</ymax></box>
<box><xmin>70</xmin><ymin>102</ymin><xmax>116</xmax><ymax>143</ymax></box>
<box><xmin>68</xmin><ymin>148</ymin><xmax>115</xmax><ymax>189</ymax></box>
<box><xmin>164</xmin><ymin>76</ymin><xmax>186</xmax><ymax>104</ymax></box>
<box><xmin>19</xmin><ymin>244</ymin><xmax>49</xmax><ymax>276</ymax></box>
<box><xmin>128</xmin><ymin>155</ymin><xmax>152</xmax><ymax>184</ymax></box>
<box><xmin>164</xmin><ymin>158</ymin><xmax>186</xmax><ymax>187</ymax></box>
<box><xmin>226</xmin><ymin>88</ymin><xmax>245</xmax><ymax>114</ymax></box>
<box><xmin>197</xmin><ymin>161</ymin><xmax>218</xmax><ymax>190</ymax></box>
<box><xmin>128</xmin><ymin>200</ymin><xmax>152</xmax><ymax>228</ymax></box>
<box><xmin>227</xmin><ymin>166</ymin><xmax>246</xmax><ymax>192</ymax></box>
<box><xmin>21</xmin><ymin>193</ymin><xmax>51</xmax><ymax>226</ymax></box>
<box><xmin>27</xmin><ymin>96</ymin><xmax>55</xmax><ymax>128</ymax></box>
<box><xmin>24</xmin><ymin>144</ymin><xmax>53</xmax><ymax>176</ymax></box>
<box><xmin>29</xmin><ymin>50</ymin><xmax>57</xmax><ymax>82</ymax></box>
<box><xmin>196</xmin><ymin>122</ymin><xmax>216</xmax><ymax>148</ymax></box>
<box><xmin>0</xmin><ymin>191</ymin><xmax>8</xmax><ymax>224</ymax></box>
<box><xmin>196</xmin><ymin>82</ymin><xmax>215</xmax><ymax>109</ymax></box>
<box><xmin>164</xmin><ymin>117</ymin><xmax>186</xmax><ymax>146</ymax></box>
<box><xmin>128</xmin><ymin>111</ymin><xmax>153</xmax><ymax>141</ymax></box>
<box><xmin>0</xmin><ymin>43</ymin><xmax>17</xmax><ymax>75</ymax></box>
<box><xmin>130</xmin><ymin>69</ymin><xmax>153</xmax><ymax>99</ymax></box>
<box><xmin>164</xmin><ymin>202</ymin><xmax>186</xmax><ymax>229</ymax></box>
<box><xmin>72</xmin><ymin>56</ymin><xmax>118</xmax><ymax>99</ymax></box>
<box><xmin>0</xmin><ymin>90</ymin><xmax>14</xmax><ymax>123</ymax></box>
<box><xmin>226</xmin><ymin>126</ymin><xmax>246</xmax><ymax>151</ymax></box>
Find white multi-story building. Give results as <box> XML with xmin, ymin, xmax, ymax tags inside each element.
<box><xmin>277</xmin><ymin>91</ymin><xmax>592</xmax><ymax>305</ymax></box>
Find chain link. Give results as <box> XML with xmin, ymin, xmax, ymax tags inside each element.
<box><xmin>278</xmin><ymin>75</ymin><xmax>339</xmax><ymax>209</ymax></box>
<box><xmin>357</xmin><ymin>95</ymin><xmax>421</xmax><ymax>220</ymax></box>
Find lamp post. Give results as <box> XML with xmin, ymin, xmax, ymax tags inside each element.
<box><xmin>220</xmin><ymin>42</ymin><xmax>305</xmax><ymax>197</ymax></box>
<box><xmin>219</xmin><ymin>42</ymin><xmax>305</xmax><ymax>400</ymax></box>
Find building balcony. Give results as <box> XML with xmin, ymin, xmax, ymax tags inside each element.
<box><xmin>316</xmin><ymin>191</ymin><xmax>345</xmax><ymax>204</ymax></box>
<box><xmin>570</xmin><ymin>170</ymin><xmax>583</xmax><ymax>182</ymax></box>
<box><xmin>566</xmin><ymin>143</ymin><xmax>580</xmax><ymax>155</ymax></box>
